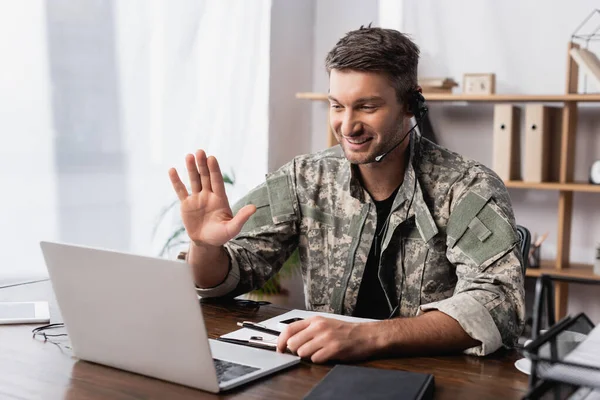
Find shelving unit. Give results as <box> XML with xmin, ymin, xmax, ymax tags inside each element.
<box><xmin>297</xmin><ymin>41</ymin><xmax>600</xmax><ymax>320</ymax></box>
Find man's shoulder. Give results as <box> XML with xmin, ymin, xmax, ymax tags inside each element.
<box><xmin>268</xmin><ymin>146</ymin><xmax>345</xmax><ymax>177</ymax></box>
<box><xmin>418</xmin><ymin>136</ymin><xmax>503</xmax><ymax>188</ymax></box>
<box><xmin>285</xmin><ymin>145</ymin><xmax>347</xmax><ymax>176</ymax></box>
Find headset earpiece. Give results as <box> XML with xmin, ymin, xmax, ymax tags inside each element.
<box><xmin>408</xmin><ymin>90</ymin><xmax>428</xmax><ymax>120</ymax></box>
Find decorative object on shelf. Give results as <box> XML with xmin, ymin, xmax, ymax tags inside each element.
<box><xmin>595</xmin><ymin>243</ymin><xmax>600</xmax><ymax>275</ymax></box>
<box><xmin>570</xmin><ymin>9</ymin><xmax>600</xmax><ymax>93</ymax></box>
<box><xmin>463</xmin><ymin>73</ymin><xmax>496</xmax><ymax>95</ymax></box>
<box><xmin>569</xmin><ymin>47</ymin><xmax>600</xmax><ymax>90</ymax></box>
<box><xmin>419</xmin><ymin>77</ymin><xmax>458</xmax><ymax>94</ymax></box>
<box><xmin>590</xmin><ymin>160</ymin><xmax>600</xmax><ymax>184</ymax></box>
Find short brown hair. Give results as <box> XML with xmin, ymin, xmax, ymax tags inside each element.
<box><xmin>325</xmin><ymin>26</ymin><xmax>420</xmax><ymax>105</ymax></box>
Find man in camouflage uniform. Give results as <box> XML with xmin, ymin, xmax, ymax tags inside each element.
<box><xmin>169</xmin><ymin>27</ymin><xmax>525</xmax><ymax>363</ymax></box>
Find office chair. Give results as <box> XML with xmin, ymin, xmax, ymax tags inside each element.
<box><xmin>516</xmin><ymin>225</ymin><xmax>531</xmax><ymax>277</ymax></box>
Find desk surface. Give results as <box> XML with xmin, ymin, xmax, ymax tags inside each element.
<box><xmin>0</xmin><ymin>281</ymin><xmax>529</xmax><ymax>399</ymax></box>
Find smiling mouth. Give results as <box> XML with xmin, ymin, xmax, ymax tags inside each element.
<box><xmin>345</xmin><ymin>137</ymin><xmax>372</xmax><ymax>145</ymax></box>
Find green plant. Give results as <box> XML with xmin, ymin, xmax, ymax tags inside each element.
<box><xmin>155</xmin><ymin>173</ymin><xmax>298</xmax><ymax>297</ymax></box>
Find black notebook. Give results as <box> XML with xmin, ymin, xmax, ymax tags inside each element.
<box><xmin>303</xmin><ymin>365</ymin><xmax>434</xmax><ymax>400</ymax></box>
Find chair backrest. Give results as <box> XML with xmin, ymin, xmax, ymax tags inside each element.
<box><xmin>516</xmin><ymin>225</ymin><xmax>531</xmax><ymax>277</ymax></box>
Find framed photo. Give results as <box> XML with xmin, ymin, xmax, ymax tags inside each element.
<box><xmin>463</xmin><ymin>73</ymin><xmax>496</xmax><ymax>95</ymax></box>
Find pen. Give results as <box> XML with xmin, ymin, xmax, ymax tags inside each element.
<box><xmin>237</xmin><ymin>321</ymin><xmax>281</xmax><ymax>337</ymax></box>
<box><xmin>216</xmin><ymin>337</ymin><xmax>277</xmax><ymax>351</ymax></box>
<box><xmin>216</xmin><ymin>337</ymin><xmax>296</xmax><ymax>355</ymax></box>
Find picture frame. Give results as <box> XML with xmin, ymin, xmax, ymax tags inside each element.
<box><xmin>463</xmin><ymin>73</ymin><xmax>496</xmax><ymax>95</ymax></box>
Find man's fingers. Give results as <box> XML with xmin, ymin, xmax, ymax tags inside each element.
<box><xmin>207</xmin><ymin>156</ymin><xmax>226</xmax><ymax>197</ymax></box>
<box><xmin>226</xmin><ymin>205</ymin><xmax>257</xmax><ymax>237</ymax></box>
<box><xmin>309</xmin><ymin>347</ymin><xmax>333</xmax><ymax>364</ymax></box>
<box><xmin>288</xmin><ymin>327</ymin><xmax>321</xmax><ymax>357</ymax></box>
<box><xmin>185</xmin><ymin>154</ymin><xmax>201</xmax><ymax>193</ymax></box>
<box><xmin>276</xmin><ymin>319</ymin><xmax>311</xmax><ymax>353</ymax></box>
<box><xmin>168</xmin><ymin>168</ymin><xmax>189</xmax><ymax>201</ymax></box>
<box><xmin>195</xmin><ymin>149</ymin><xmax>212</xmax><ymax>192</ymax></box>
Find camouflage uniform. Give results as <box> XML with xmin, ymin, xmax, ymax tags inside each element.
<box><xmin>197</xmin><ymin>133</ymin><xmax>525</xmax><ymax>356</ymax></box>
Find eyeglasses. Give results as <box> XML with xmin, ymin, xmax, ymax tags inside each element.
<box><xmin>31</xmin><ymin>323</ymin><xmax>67</xmax><ymax>340</ymax></box>
<box><xmin>31</xmin><ymin>323</ymin><xmax>71</xmax><ymax>351</ymax></box>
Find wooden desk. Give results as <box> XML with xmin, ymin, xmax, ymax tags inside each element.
<box><xmin>0</xmin><ymin>281</ymin><xmax>529</xmax><ymax>399</ymax></box>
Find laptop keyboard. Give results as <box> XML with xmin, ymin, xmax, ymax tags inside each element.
<box><xmin>213</xmin><ymin>358</ymin><xmax>260</xmax><ymax>384</ymax></box>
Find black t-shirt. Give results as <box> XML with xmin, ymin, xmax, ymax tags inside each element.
<box><xmin>353</xmin><ymin>186</ymin><xmax>400</xmax><ymax>320</ymax></box>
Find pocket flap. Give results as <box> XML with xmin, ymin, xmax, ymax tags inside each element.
<box><xmin>266</xmin><ymin>175</ymin><xmax>296</xmax><ymax>224</ymax></box>
<box><xmin>447</xmin><ymin>191</ymin><xmax>491</xmax><ymax>248</ymax></box>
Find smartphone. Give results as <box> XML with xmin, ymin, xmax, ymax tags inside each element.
<box><xmin>0</xmin><ymin>301</ymin><xmax>51</xmax><ymax>325</ymax></box>
<box><xmin>280</xmin><ymin>317</ymin><xmax>304</xmax><ymax>324</ymax></box>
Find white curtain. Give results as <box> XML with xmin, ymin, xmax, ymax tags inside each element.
<box><xmin>0</xmin><ymin>1</ymin><xmax>56</xmax><ymax>284</ymax></box>
<box><xmin>0</xmin><ymin>0</ymin><xmax>271</xmax><ymax>284</ymax></box>
<box><xmin>116</xmin><ymin>0</ymin><xmax>271</xmax><ymax>258</ymax></box>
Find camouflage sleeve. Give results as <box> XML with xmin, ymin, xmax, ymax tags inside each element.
<box><xmin>419</xmin><ymin>168</ymin><xmax>526</xmax><ymax>356</ymax></box>
<box><xmin>196</xmin><ymin>160</ymin><xmax>300</xmax><ymax>298</ymax></box>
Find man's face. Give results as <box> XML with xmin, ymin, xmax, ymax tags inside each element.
<box><xmin>328</xmin><ymin>69</ymin><xmax>408</xmax><ymax>164</ymax></box>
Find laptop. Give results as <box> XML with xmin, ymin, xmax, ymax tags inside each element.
<box><xmin>39</xmin><ymin>241</ymin><xmax>300</xmax><ymax>393</ymax></box>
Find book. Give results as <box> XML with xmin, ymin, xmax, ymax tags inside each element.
<box><xmin>303</xmin><ymin>365</ymin><xmax>435</xmax><ymax>400</ymax></box>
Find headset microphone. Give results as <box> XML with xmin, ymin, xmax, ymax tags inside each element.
<box><xmin>374</xmin><ymin>89</ymin><xmax>428</xmax><ymax>163</ymax></box>
<box><xmin>374</xmin><ymin>121</ymin><xmax>421</xmax><ymax>162</ymax></box>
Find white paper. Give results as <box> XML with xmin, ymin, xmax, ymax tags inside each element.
<box><xmin>220</xmin><ymin>309</ymin><xmax>376</xmax><ymax>345</ymax></box>
<box><xmin>568</xmin><ymin>387</ymin><xmax>600</xmax><ymax>400</ymax></box>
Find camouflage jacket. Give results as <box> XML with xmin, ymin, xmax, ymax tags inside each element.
<box><xmin>197</xmin><ymin>133</ymin><xmax>525</xmax><ymax>356</ymax></box>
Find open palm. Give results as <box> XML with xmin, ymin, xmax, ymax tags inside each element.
<box><xmin>169</xmin><ymin>150</ymin><xmax>256</xmax><ymax>247</ymax></box>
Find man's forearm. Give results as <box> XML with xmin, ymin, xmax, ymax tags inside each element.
<box><xmin>187</xmin><ymin>242</ymin><xmax>230</xmax><ymax>288</ymax></box>
<box><xmin>367</xmin><ymin>310</ymin><xmax>480</xmax><ymax>356</ymax></box>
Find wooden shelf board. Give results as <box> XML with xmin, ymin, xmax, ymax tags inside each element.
<box><xmin>296</xmin><ymin>92</ymin><xmax>328</xmax><ymax>101</ymax></box>
<box><xmin>505</xmin><ymin>181</ymin><xmax>600</xmax><ymax>193</ymax></box>
<box><xmin>295</xmin><ymin>92</ymin><xmax>600</xmax><ymax>103</ymax></box>
<box><xmin>526</xmin><ymin>260</ymin><xmax>600</xmax><ymax>281</ymax></box>
<box><xmin>424</xmin><ymin>93</ymin><xmax>600</xmax><ymax>102</ymax></box>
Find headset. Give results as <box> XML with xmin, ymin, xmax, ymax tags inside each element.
<box><xmin>374</xmin><ymin>89</ymin><xmax>429</xmax><ymax>162</ymax></box>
